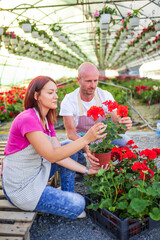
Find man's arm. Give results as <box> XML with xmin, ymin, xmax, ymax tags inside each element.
<box><xmin>63</xmin><ymin>116</ymin><xmax>100</xmax><ymax>166</ymax></box>
<box><xmin>63</xmin><ymin>116</ymin><xmax>79</xmax><ymax>141</ymax></box>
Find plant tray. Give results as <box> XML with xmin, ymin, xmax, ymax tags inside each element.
<box><xmin>85</xmin><ymin>195</ymin><xmax>160</xmax><ymax>240</ymax></box>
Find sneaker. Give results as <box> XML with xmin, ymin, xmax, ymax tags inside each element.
<box><xmin>77</xmin><ymin>211</ymin><xmax>86</xmax><ymax>218</ymax></box>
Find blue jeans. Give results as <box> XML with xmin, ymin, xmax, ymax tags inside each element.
<box><xmin>35</xmin><ymin>140</ymin><xmax>85</xmax><ymax>219</ymax></box>
<box><xmin>111</xmin><ymin>134</ymin><xmax>131</xmax><ymax>147</ymax></box>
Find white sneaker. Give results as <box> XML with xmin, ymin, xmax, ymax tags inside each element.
<box><xmin>77</xmin><ymin>211</ymin><xmax>86</xmax><ymax>218</ymax></box>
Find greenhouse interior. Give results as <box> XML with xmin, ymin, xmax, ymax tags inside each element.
<box><xmin>0</xmin><ymin>1</ymin><xmax>160</xmax><ymax>240</ymax></box>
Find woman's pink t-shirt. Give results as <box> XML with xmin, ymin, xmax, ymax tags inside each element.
<box><xmin>4</xmin><ymin>108</ymin><xmax>56</xmax><ymax>155</ymax></box>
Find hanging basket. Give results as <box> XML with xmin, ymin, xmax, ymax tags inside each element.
<box><xmin>155</xmin><ymin>22</ymin><xmax>160</xmax><ymax>31</ymax></box>
<box><xmin>21</xmin><ymin>23</ymin><xmax>31</xmax><ymax>33</ymax></box>
<box><xmin>31</xmin><ymin>31</ymin><xmax>39</xmax><ymax>38</ymax></box>
<box><xmin>100</xmin><ymin>13</ymin><xmax>111</xmax><ymax>24</ymax></box>
<box><xmin>0</xmin><ymin>27</ymin><xmax>4</xmax><ymax>35</ymax></box>
<box><xmin>49</xmin><ymin>41</ymin><xmax>54</xmax><ymax>47</ymax></box>
<box><xmin>129</xmin><ymin>17</ymin><xmax>139</xmax><ymax>27</ymax></box>
<box><xmin>19</xmin><ymin>40</ymin><xmax>25</xmax><ymax>46</ymax></box>
<box><xmin>10</xmin><ymin>38</ymin><xmax>18</xmax><ymax>45</ymax></box>
<box><xmin>53</xmin><ymin>31</ymin><xmax>61</xmax><ymax>37</ymax></box>
<box><xmin>100</xmin><ymin>23</ymin><xmax>109</xmax><ymax>30</ymax></box>
<box><xmin>43</xmin><ymin>38</ymin><xmax>49</xmax><ymax>44</ymax></box>
<box><xmin>38</xmin><ymin>34</ymin><xmax>44</xmax><ymax>40</ymax></box>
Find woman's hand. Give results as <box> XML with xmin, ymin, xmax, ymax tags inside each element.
<box><xmin>83</xmin><ymin>122</ymin><xmax>107</xmax><ymax>144</ymax></box>
<box><xmin>88</xmin><ymin>164</ymin><xmax>110</xmax><ymax>175</ymax></box>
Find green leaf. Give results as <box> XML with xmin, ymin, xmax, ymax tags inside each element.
<box><xmin>99</xmin><ymin>198</ymin><xmax>112</xmax><ymax>209</ymax></box>
<box><xmin>117</xmin><ymin>201</ymin><xmax>128</xmax><ymax>210</ymax></box>
<box><xmin>146</xmin><ymin>187</ymin><xmax>157</xmax><ymax>197</ymax></box>
<box><xmin>128</xmin><ymin>188</ymin><xmax>141</xmax><ymax>199</ymax></box>
<box><xmin>149</xmin><ymin>208</ymin><xmax>160</xmax><ymax>221</ymax></box>
<box><xmin>130</xmin><ymin>198</ymin><xmax>149</xmax><ymax>213</ymax></box>
<box><xmin>96</xmin><ymin>169</ymin><xmax>106</xmax><ymax>176</ymax></box>
<box><xmin>87</xmin><ymin>203</ymin><xmax>99</xmax><ymax>211</ymax></box>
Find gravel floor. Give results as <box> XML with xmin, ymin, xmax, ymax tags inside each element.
<box><xmin>29</xmin><ymin>131</ymin><xmax>160</xmax><ymax>240</ymax></box>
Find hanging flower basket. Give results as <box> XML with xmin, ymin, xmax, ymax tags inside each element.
<box><xmin>100</xmin><ymin>13</ymin><xmax>111</xmax><ymax>24</ymax></box>
<box><xmin>38</xmin><ymin>34</ymin><xmax>44</xmax><ymax>40</ymax></box>
<box><xmin>24</xmin><ymin>43</ymin><xmax>30</xmax><ymax>51</ymax></box>
<box><xmin>0</xmin><ymin>27</ymin><xmax>4</xmax><ymax>35</ymax></box>
<box><xmin>155</xmin><ymin>22</ymin><xmax>160</xmax><ymax>31</ymax></box>
<box><xmin>16</xmin><ymin>46</ymin><xmax>22</xmax><ymax>51</ymax></box>
<box><xmin>129</xmin><ymin>17</ymin><xmax>139</xmax><ymax>27</ymax></box>
<box><xmin>53</xmin><ymin>31</ymin><xmax>61</xmax><ymax>37</ymax></box>
<box><xmin>43</xmin><ymin>38</ymin><xmax>49</xmax><ymax>44</ymax></box>
<box><xmin>10</xmin><ymin>38</ymin><xmax>18</xmax><ymax>45</ymax></box>
<box><xmin>21</xmin><ymin>23</ymin><xmax>31</xmax><ymax>33</ymax></box>
<box><xmin>31</xmin><ymin>31</ymin><xmax>39</xmax><ymax>38</ymax></box>
<box><xmin>49</xmin><ymin>41</ymin><xmax>54</xmax><ymax>47</ymax></box>
<box><xmin>19</xmin><ymin>40</ymin><xmax>25</xmax><ymax>46</ymax></box>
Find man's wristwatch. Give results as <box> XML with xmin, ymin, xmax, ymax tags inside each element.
<box><xmin>84</xmin><ymin>167</ymin><xmax>89</xmax><ymax>177</ymax></box>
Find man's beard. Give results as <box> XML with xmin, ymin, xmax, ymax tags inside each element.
<box><xmin>83</xmin><ymin>88</ymin><xmax>95</xmax><ymax>95</ymax></box>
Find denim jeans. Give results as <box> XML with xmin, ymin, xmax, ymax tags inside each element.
<box><xmin>111</xmin><ymin>134</ymin><xmax>131</xmax><ymax>147</ymax></box>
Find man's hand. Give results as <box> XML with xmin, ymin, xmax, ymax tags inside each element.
<box><xmin>118</xmin><ymin>117</ymin><xmax>132</xmax><ymax>131</ymax></box>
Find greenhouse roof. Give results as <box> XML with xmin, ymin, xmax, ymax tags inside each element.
<box><xmin>0</xmin><ymin>0</ymin><xmax>160</xmax><ymax>73</ymax></box>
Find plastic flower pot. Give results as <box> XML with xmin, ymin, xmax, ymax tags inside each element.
<box><xmin>155</xmin><ymin>22</ymin><xmax>160</xmax><ymax>31</ymax></box>
<box><xmin>94</xmin><ymin>151</ymin><xmax>111</xmax><ymax>166</ymax></box>
<box><xmin>31</xmin><ymin>31</ymin><xmax>39</xmax><ymax>38</ymax></box>
<box><xmin>53</xmin><ymin>31</ymin><xmax>61</xmax><ymax>37</ymax></box>
<box><xmin>129</xmin><ymin>17</ymin><xmax>139</xmax><ymax>27</ymax></box>
<box><xmin>100</xmin><ymin>23</ymin><xmax>109</xmax><ymax>30</ymax></box>
<box><xmin>100</xmin><ymin>13</ymin><xmax>111</xmax><ymax>24</ymax></box>
<box><xmin>22</xmin><ymin>23</ymin><xmax>31</xmax><ymax>33</ymax></box>
<box><xmin>49</xmin><ymin>41</ymin><xmax>54</xmax><ymax>46</ymax></box>
<box><xmin>0</xmin><ymin>27</ymin><xmax>4</xmax><ymax>35</ymax></box>
<box><xmin>43</xmin><ymin>38</ymin><xmax>49</xmax><ymax>44</ymax></box>
<box><xmin>10</xmin><ymin>38</ymin><xmax>18</xmax><ymax>45</ymax></box>
<box><xmin>19</xmin><ymin>40</ymin><xmax>24</xmax><ymax>46</ymax></box>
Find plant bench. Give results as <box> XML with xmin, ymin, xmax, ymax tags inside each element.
<box><xmin>0</xmin><ymin>141</ymin><xmax>59</xmax><ymax>240</ymax></box>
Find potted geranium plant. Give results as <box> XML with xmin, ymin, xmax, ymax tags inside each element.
<box><xmin>87</xmin><ymin>100</ymin><xmax>128</xmax><ymax>165</ymax></box>
<box><xmin>85</xmin><ymin>141</ymin><xmax>160</xmax><ymax>238</ymax></box>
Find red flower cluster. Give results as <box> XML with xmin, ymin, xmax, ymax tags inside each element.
<box><xmin>131</xmin><ymin>161</ymin><xmax>154</xmax><ymax>180</ymax></box>
<box><xmin>87</xmin><ymin>106</ymin><xmax>105</xmax><ymax>121</ymax></box>
<box><xmin>140</xmin><ymin>149</ymin><xmax>158</xmax><ymax>160</ymax></box>
<box><xmin>102</xmin><ymin>100</ymin><xmax>118</xmax><ymax>112</ymax></box>
<box><xmin>111</xmin><ymin>146</ymin><xmax>137</xmax><ymax>162</ymax></box>
<box><xmin>117</xmin><ymin>105</ymin><xmax>128</xmax><ymax>117</ymax></box>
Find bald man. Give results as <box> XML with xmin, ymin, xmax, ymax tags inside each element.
<box><xmin>60</xmin><ymin>62</ymin><xmax>132</xmax><ymax>167</ymax></box>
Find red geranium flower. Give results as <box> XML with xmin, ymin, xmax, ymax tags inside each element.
<box><xmin>117</xmin><ymin>105</ymin><xmax>128</xmax><ymax>117</ymax></box>
<box><xmin>140</xmin><ymin>149</ymin><xmax>157</xmax><ymax>160</ymax></box>
<box><xmin>102</xmin><ymin>100</ymin><xmax>118</xmax><ymax>112</ymax></box>
<box><xmin>87</xmin><ymin>106</ymin><xmax>105</xmax><ymax>121</ymax></box>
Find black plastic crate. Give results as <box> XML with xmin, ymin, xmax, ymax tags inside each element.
<box><xmin>85</xmin><ymin>195</ymin><xmax>160</xmax><ymax>240</ymax></box>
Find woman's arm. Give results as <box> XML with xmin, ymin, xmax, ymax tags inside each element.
<box><xmin>50</xmin><ymin>137</ymin><xmax>105</xmax><ymax>175</ymax></box>
<box><xmin>26</xmin><ymin>122</ymin><xmax>106</xmax><ymax>164</ymax></box>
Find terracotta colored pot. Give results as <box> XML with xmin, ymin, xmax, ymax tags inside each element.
<box><xmin>94</xmin><ymin>151</ymin><xmax>111</xmax><ymax>166</ymax></box>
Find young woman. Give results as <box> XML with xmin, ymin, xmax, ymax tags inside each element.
<box><xmin>2</xmin><ymin>76</ymin><xmax>106</xmax><ymax>219</ymax></box>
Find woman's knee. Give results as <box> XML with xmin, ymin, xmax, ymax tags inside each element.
<box><xmin>71</xmin><ymin>193</ymin><xmax>85</xmax><ymax>214</ymax></box>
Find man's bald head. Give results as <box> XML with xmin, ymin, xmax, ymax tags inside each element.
<box><xmin>78</xmin><ymin>62</ymin><xmax>99</xmax><ymax>79</ymax></box>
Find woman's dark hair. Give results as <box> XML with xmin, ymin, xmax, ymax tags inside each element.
<box><xmin>24</xmin><ymin>76</ymin><xmax>57</xmax><ymax>124</ymax></box>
